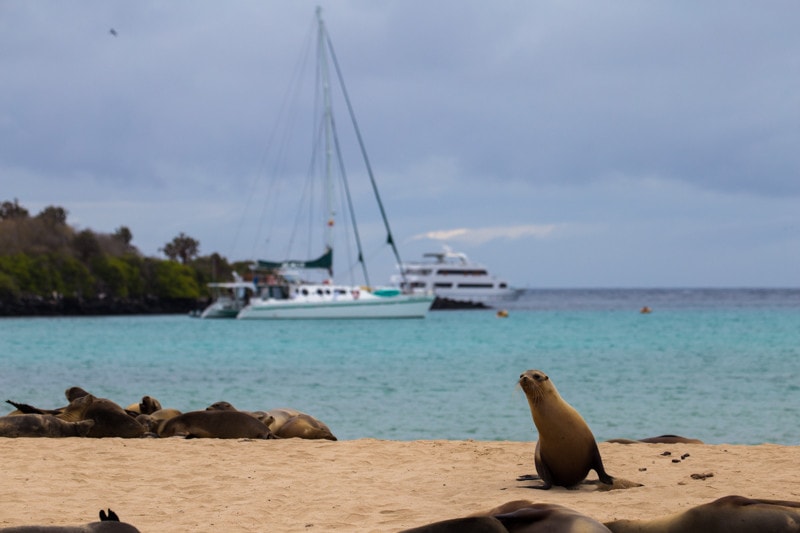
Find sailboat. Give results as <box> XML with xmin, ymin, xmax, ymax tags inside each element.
<box><xmin>237</xmin><ymin>8</ymin><xmax>433</xmax><ymax>320</ymax></box>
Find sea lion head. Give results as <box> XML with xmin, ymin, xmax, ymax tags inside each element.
<box><xmin>139</xmin><ymin>396</ymin><xmax>162</xmax><ymax>415</ymax></box>
<box><xmin>207</xmin><ymin>401</ymin><xmax>237</xmax><ymax>411</ymax></box>
<box><xmin>65</xmin><ymin>386</ymin><xmax>91</xmax><ymax>402</ymax></box>
<box><xmin>518</xmin><ymin>369</ymin><xmax>555</xmax><ymax>406</ymax></box>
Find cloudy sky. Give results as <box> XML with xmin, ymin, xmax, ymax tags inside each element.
<box><xmin>2</xmin><ymin>1</ymin><xmax>798</xmax><ymax>288</ymax></box>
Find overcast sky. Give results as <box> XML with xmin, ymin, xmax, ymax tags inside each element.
<box><xmin>2</xmin><ymin>1</ymin><xmax>798</xmax><ymax>288</ymax></box>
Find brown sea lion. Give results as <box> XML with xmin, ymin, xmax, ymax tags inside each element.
<box><xmin>65</xmin><ymin>387</ymin><xmax>91</xmax><ymax>402</ymax></box>
<box><xmin>607</xmin><ymin>435</ymin><xmax>704</xmax><ymax>445</ymax></box>
<box><xmin>157</xmin><ymin>410</ymin><xmax>275</xmax><ymax>439</ymax></box>
<box><xmin>0</xmin><ymin>414</ymin><xmax>94</xmax><ymax>438</ymax></box>
<box><xmin>57</xmin><ymin>394</ymin><xmax>144</xmax><ymax>438</ymax></box>
<box><xmin>0</xmin><ymin>508</ymin><xmax>140</xmax><ymax>532</ymax></box>
<box><xmin>264</xmin><ymin>408</ymin><xmax>301</xmax><ymax>432</ymax></box>
<box><xmin>604</xmin><ymin>495</ymin><xmax>800</xmax><ymax>533</ymax></box>
<box><xmin>124</xmin><ymin>396</ymin><xmax>163</xmax><ymax>416</ymax></box>
<box><xmin>518</xmin><ymin>369</ymin><xmax>613</xmax><ymax>489</ymax></box>
<box><xmin>275</xmin><ymin>413</ymin><xmax>337</xmax><ymax>440</ymax></box>
<box><xmin>401</xmin><ymin>500</ymin><xmax>612</xmax><ymax>532</ymax></box>
<box><xmin>205</xmin><ymin>402</ymin><xmax>274</xmax><ymax>426</ymax></box>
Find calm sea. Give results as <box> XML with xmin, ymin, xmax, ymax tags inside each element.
<box><xmin>1</xmin><ymin>289</ymin><xmax>798</xmax><ymax>445</ymax></box>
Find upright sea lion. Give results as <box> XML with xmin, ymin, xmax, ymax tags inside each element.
<box><xmin>158</xmin><ymin>410</ymin><xmax>275</xmax><ymax>439</ymax></box>
<box><xmin>518</xmin><ymin>369</ymin><xmax>613</xmax><ymax>489</ymax></box>
<box><xmin>604</xmin><ymin>495</ymin><xmax>800</xmax><ymax>533</ymax></box>
<box><xmin>0</xmin><ymin>414</ymin><xmax>94</xmax><ymax>438</ymax></box>
<box><xmin>0</xmin><ymin>508</ymin><xmax>140</xmax><ymax>532</ymax></box>
<box><xmin>401</xmin><ymin>500</ymin><xmax>612</xmax><ymax>532</ymax></box>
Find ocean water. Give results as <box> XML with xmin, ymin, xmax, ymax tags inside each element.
<box><xmin>1</xmin><ymin>288</ymin><xmax>798</xmax><ymax>445</ymax></box>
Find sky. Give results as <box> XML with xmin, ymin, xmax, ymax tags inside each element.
<box><xmin>2</xmin><ymin>1</ymin><xmax>798</xmax><ymax>288</ymax></box>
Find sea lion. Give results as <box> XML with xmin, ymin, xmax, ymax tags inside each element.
<box><xmin>604</xmin><ymin>495</ymin><xmax>800</xmax><ymax>533</ymax></box>
<box><xmin>57</xmin><ymin>394</ymin><xmax>144</xmax><ymax>438</ymax></box>
<box><xmin>263</xmin><ymin>408</ymin><xmax>336</xmax><ymax>440</ymax></box>
<box><xmin>401</xmin><ymin>500</ymin><xmax>612</xmax><ymax>532</ymax></box>
<box><xmin>275</xmin><ymin>413</ymin><xmax>337</xmax><ymax>440</ymax></box>
<box><xmin>264</xmin><ymin>408</ymin><xmax>302</xmax><ymax>432</ymax></box>
<box><xmin>65</xmin><ymin>387</ymin><xmax>91</xmax><ymax>402</ymax></box>
<box><xmin>0</xmin><ymin>508</ymin><xmax>140</xmax><ymax>532</ymax></box>
<box><xmin>124</xmin><ymin>396</ymin><xmax>163</xmax><ymax>416</ymax></box>
<box><xmin>0</xmin><ymin>414</ymin><xmax>94</xmax><ymax>438</ymax></box>
<box><xmin>157</xmin><ymin>410</ymin><xmax>275</xmax><ymax>439</ymax></box>
<box><xmin>205</xmin><ymin>402</ymin><xmax>274</xmax><ymax>426</ymax></box>
<box><xmin>518</xmin><ymin>369</ymin><xmax>613</xmax><ymax>489</ymax></box>
<box><xmin>607</xmin><ymin>435</ymin><xmax>704</xmax><ymax>445</ymax></box>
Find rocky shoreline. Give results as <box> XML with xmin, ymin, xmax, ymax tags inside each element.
<box><xmin>0</xmin><ymin>296</ymin><xmax>202</xmax><ymax>317</ymax></box>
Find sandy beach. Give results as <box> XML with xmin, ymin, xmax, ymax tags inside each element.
<box><xmin>1</xmin><ymin>438</ymin><xmax>798</xmax><ymax>531</ymax></box>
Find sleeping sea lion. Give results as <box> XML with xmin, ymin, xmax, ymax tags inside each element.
<box><xmin>275</xmin><ymin>413</ymin><xmax>337</xmax><ymax>440</ymax></box>
<box><xmin>157</xmin><ymin>410</ymin><xmax>275</xmax><ymax>439</ymax></box>
<box><xmin>607</xmin><ymin>435</ymin><xmax>704</xmax><ymax>445</ymax></box>
<box><xmin>0</xmin><ymin>508</ymin><xmax>140</xmax><ymax>532</ymax></box>
<box><xmin>604</xmin><ymin>495</ymin><xmax>800</xmax><ymax>533</ymax></box>
<box><xmin>205</xmin><ymin>402</ymin><xmax>274</xmax><ymax>426</ymax></box>
<box><xmin>518</xmin><ymin>369</ymin><xmax>613</xmax><ymax>489</ymax></box>
<box><xmin>0</xmin><ymin>414</ymin><xmax>94</xmax><ymax>438</ymax></box>
<box><xmin>401</xmin><ymin>500</ymin><xmax>612</xmax><ymax>532</ymax></box>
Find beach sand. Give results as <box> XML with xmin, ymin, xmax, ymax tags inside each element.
<box><xmin>1</xmin><ymin>438</ymin><xmax>798</xmax><ymax>531</ymax></box>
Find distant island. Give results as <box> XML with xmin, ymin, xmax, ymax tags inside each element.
<box><xmin>0</xmin><ymin>199</ymin><xmax>247</xmax><ymax>316</ymax></box>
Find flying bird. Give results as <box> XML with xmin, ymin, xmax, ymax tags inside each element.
<box><xmin>109</xmin><ymin>28</ymin><xmax>118</xmax><ymax>37</ymax></box>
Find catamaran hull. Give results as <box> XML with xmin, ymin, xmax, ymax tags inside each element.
<box><xmin>237</xmin><ymin>295</ymin><xmax>433</xmax><ymax>319</ymax></box>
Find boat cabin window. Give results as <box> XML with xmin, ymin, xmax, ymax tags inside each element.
<box><xmin>267</xmin><ymin>285</ymin><xmax>289</xmax><ymax>300</ymax></box>
<box><xmin>302</xmin><ymin>288</ymin><xmax>309</xmax><ymax>296</ymax></box>
<box><xmin>457</xmin><ymin>283</ymin><xmax>494</xmax><ymax>289</ymax></box>
<box><xmin>434</xmin><ymin>282</ymin><xmax>453</xmax><ymax>288</ymax></box>
<box><xmin>436</xmin><ymin>269</ymin><xmax>488</xmax><ymax>276</ymax></box>
<box><xmin>410</xmin><ymin>282</ymin><xmax>427</xmax><ymax>289</ymax></box>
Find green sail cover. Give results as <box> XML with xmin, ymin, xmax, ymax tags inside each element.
<box><xmin>256</xmin><ymin>247</ymin><xmax>333</xmax><ymax>273</ymax></box>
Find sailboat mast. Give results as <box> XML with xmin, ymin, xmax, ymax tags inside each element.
<box><xmin>322</xmin><ymin>16</ymin><xmax>409</xmax><ymax>286</ymax></box>
<box><xmin>317</xmin><ymin>7</ymin><xmax>335</xmax><ymax>265</ymax></box>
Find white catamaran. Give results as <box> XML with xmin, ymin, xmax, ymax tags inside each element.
<box><xmin>237</xmin><ymin>8</ymin><xmax>433</xmax><ymax>319</ymax></box>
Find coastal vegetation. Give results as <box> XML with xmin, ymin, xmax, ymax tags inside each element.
<box><xmin>0</xmin><ymin>199</ymin><xmax>244</xmax><ymax>315</ymax></box>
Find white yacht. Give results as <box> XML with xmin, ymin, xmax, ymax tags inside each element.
<box><xmin>392</xmin><ymin>248</ymin><xmax>523</xmax><ymax>308</ymax></box>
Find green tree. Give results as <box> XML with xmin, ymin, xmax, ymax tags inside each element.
<box><xmin>73</xmin><ymin>230</ymin><xmax>101</xmax><ymax>262</ymax></box>
<box><xmin>0</xmin><ymin>199</ymin><xmax>29</xmax><ymax>220</ymax></box>
<box><xmin>161</xmin><ymin>232</ymin><xmax>200</xmax><ymax>264</ymax></box>
<box><xmin>36</xmin><ymin>206</ymin><xmax>68</xmax><ymax>227</ymax></box>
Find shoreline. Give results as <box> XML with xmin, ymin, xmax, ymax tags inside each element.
<box><xmin>1</xmin><ymin>439</ymin><xmax>798</xmax><ymax>532</ymax></box>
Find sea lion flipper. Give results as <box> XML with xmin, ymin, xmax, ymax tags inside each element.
<box><xmin>99</xmin><ymin>508</ymin><xmax>120</xmax><ymax>521</ymax></box>
<box><xmin>590</xmin><ymin>444</ymin><xmax>614</xmax><ymax>485</ymax></box>
<box><xmin>5</xmin><ymin>400</ymin><xmax>46</xmax><ymax>414</ymax></box>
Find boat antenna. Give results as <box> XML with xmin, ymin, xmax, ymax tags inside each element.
<box><xmin>321</xmin><ymin>10</ymin><xmax>409</xmax><ymax>285</ymax></box>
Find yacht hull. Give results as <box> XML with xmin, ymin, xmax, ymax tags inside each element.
<box><xmin>237</xmin><ymin>294</ymin><xmax>433</xmax><ymax>319</ymax></box>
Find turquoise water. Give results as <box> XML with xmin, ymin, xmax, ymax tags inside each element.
<box><xmin>1</xmin><ymin>289</ymin><xmax>798</xmax><ymax>444</ymax></box>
